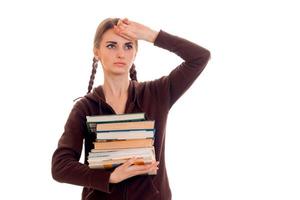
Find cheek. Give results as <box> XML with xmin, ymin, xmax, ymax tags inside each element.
<box><xmin>101</xmin><ymin>52</ymin><xmax>112</xmax><ymax>63</ymax></box>
<box><xmin>99</xmin><ymin>55</ymin><xmax>111</xmax><ymax>69</ymax></box>
<box><xmin>127</xmin><ymin>50</ymin><xmax>136</xmax><ymax>60</ymax></box>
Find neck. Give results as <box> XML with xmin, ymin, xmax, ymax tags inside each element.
<box><xmin>103</xmin><ymin>75</ymin><xmax>130</xmax><ymax>98</ymax></box>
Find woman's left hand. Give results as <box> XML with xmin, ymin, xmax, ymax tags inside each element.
<box><xmin>114</xmin><ymin>18</ymin><xmax>159</xmax><ymax>43</ymax></box>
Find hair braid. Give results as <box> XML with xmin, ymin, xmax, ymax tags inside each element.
<box><xmin>87</xmin><ymin>57</ymin><xmax>98</xmax><ymax>94</ymax></box>
<box><xmin>129</xmin><ymin>63</ymin><xmax>138</xmax><ymax>81</ymax></box>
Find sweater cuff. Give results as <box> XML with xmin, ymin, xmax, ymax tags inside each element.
<box><xmin>153</xmin><ymin>30</ymin><xmax>176</xmax><ymax>50</ymax></box>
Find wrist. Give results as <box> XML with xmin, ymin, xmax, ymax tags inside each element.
<box><xmin>146</xmin><ymin>29</ymin><xmax>159</xmax><ymax>43</ymax></box>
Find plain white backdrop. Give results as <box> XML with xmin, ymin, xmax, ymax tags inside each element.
<box><xmin>0</xmin><ymin>0</ymin><xmax>299</xmax><ymax>199</ymax></box>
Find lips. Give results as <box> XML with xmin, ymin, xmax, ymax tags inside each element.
<box><xmin>114</xmin><ymin>62</ymin><xmax>126</xmax><ymax>65</ymax></box>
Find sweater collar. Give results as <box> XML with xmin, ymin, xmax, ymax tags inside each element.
<box><xmin>85</xmin><ymin>80</ymin><xmax>139</xmax><ymax>110</ymax></box>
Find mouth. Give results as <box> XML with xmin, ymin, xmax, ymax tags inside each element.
<box><xmin>113</xmin><ymin>62</ymin><xmax>126</xmax><ymax>66</ymax></box>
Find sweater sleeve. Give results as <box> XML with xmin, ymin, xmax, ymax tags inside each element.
<box><xmin>152</xmin><ymin>30</ymin><xmax>210</xmax><ymax>109</ymax></box>
<box><xmin>51</xmin><ymin>101</ymin><xmax>112</xmax><ymax>193</ymax></box>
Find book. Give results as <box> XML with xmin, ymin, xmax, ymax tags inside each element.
<box><xmin>88</xmin><ymin>147</ymin><xmax>157</xmax><ymax>175</ymax></box>
<box><xmin>93</xmin><ymin>138</ymin><xmax>154</xmax><ymax>150</ymax></box>
<box><xmin>96</xmin><ymin>130</ymin><xmax>155</xmax><ymax>140</ymax></box>
<box><xmin>86</xmin><ymin>112</ymin><xmax>157</xmax><ymax>175</ymax></box>
<box><xmin>96</xmin><ymin>121</ymin><xmax>155</xmax><ymax>132</ymax></box>
<box><xmin>87</xmin><ymin>113</ymin><xmax>145</xmax><ymax>123</ymax></box>
<box><xmin>89</xmin><ymin>157</ymin><xmax>157</xmax><ymax>175</ymax></box>
<box><xmin>89</xmin><ymin>158</ymin><xmax>151</xmax><ymax>169</ymax></box>
<box><xmin>86</xmin><ymin>113</ymin><xmax>146</xmax><ymax>133</ymax></box>
<box><xmin>88</xmin><ymin>147</ymin><xmax>155</xmax><ymax>159</ymax></box>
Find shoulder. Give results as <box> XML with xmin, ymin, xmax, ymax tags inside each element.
<box><xmin>135</xmin><ymin>76</ymin><xmax>170</xmax><ymax>93</ymax></box>
<box><xmin>72</xmin><ymin>95</ymin><xmax>99</xmax><ymax>117</ymax></box>
<box><xmin>134</xmin><ymin>77</ymin><xmax>171</xmax><ymax>106</ymax></box>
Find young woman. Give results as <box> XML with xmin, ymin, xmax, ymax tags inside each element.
<box><xmin>52</xmin><ymin>17</ymin><xmax>210</xmax><ymax>200</ymax></box>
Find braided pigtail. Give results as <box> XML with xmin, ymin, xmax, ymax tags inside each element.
<box><xmin>87</xmin><ymin>57</ymin><xmax>98</xmax><ymax>94</ymax></box>
<box><xmin>129</xmin><ymin>63</ymin><xmax>138</xmax><ymax>81</ymax></box>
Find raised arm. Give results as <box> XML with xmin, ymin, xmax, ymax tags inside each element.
<box><xmin>115</xmin><ymin>18</ymin><xmax>210</xmax><ymax>109</ymax></box>
<box><xmin>153</xmin><ymin>30</ymin><xmax>210</xmax><ymax>108</ymax></box>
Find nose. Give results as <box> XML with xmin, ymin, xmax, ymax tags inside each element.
<box><xmin>116</xmin><ymin>48</ymin><xmax>125</xmax><ymax>58</ymax></box>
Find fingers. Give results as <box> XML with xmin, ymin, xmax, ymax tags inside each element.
<box><xmin>115</xmin><ymin>18</ymin><xmax>154</xmax><ymax>42</ymax></box>
<box><xmin>118</xmin><ymin>18</ymin><xmax>130</xmax><ymax>25</ymax></box>
<box><xmin>114</xmin><ymin>18</ymin><xmax>136</xmax><ymax>40</ymax></box>
<box><xmin>117</xmin><ymin>19</ymin><xmax>129</xmax><ymax>29</ymax></box>
<box><xmin>122</xmin><ymin>158</ymin><xmax>159</xmax><ymax>173</ymax></box>
<box><xmin>111</xmin><ymin>160</ymin><xmax>159</xmax><ymax>183</ymax></box>
<box><xmin>122</xmin><ymin>157</ymin><xmax>138</xmax><ymax>168</ymax></box>
<box><xmin>121</xmin><ymin>31</ymin><xmax>136</xmax><ymax>40</ymax></box>
<box><xmin>122</xmin><ymin>18</ymin><xmax>130</xmax><ymax>25</ymax></box>
<box><xmin>128</xmin><ymin>161</ymin><xmax>159</xmax><ymax>175</ymax></box>
<box><xmin>113</xmin><ymin>26</ymin><xmax>136</xmax><ymax>41</ymax></box>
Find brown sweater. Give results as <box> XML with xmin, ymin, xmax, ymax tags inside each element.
<box><xmin>52</xmin><ymin>30</ymin><xmax>210</xmax><ymax>200</ymax></box>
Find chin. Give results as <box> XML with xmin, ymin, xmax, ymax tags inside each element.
<box><xmin>111</xmin><ymin>69</ymin><xmax>129</xmax><ymax>76</ymax></box>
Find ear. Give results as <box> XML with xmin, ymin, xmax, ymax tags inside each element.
<box><xmin>93</xmin><ymin>47</ymin><xmax>100</xmax><ymax>61</ymax></box>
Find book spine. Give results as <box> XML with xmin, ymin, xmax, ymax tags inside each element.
<box><xmin>96</xmin><ymin>130</ymin><xmax>154</xmax><ymax>140</ymax></box>
<box><xmin>93</xmin><ymin>139</ymin><xmax>153</xmax><ymax>150</ymax></box>
<box><xmin>96</xmin><ymin>121</ymin><xmax>155</xmax><ymax>132</ymax></box>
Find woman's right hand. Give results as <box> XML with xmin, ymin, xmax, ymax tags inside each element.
<box><xmin>114</xmin><ymin>18</ymin><xmax>159</xmax><ymax>43</ymax></box>
<box><xmin>109</xmin><ymin>157</ymin><xmax>159</xmax><ymax>184</ymax></box>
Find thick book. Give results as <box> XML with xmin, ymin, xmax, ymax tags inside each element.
<box><xmin>96</xmin><ymin>130</ymin><xmax>155</xmax><ymax>140</ymax></box>
<box><xmin>88</xmin><ymin>147</ymin><xmax>157</xmax><ymax>175</ymax></box>
<box><xmin>88</xmin><ymin>147</ymin><xmax>155</xmax><ymax>160</ymax></box>
<box><xmin>89</xmin><ymin>157</ymin><xmax>150</xmax><ymax>168</ymax></box>
<box><xmin>96</xmin><ymin>121</ymin><xmax>155</xmax><ymax>132</ymax></box>
<box><xmin>93</xmin><ymin>138</ymin><xmax>154</xmax><ymax>150</ymax></box>
<box><xmin>89</xmin><ymin>157</ymin><xmax>157</xmax><ymax>175</ymax></box>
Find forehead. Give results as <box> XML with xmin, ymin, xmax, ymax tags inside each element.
<box><xmin>101</xmin><ymin>29</ymin><xmax>133</xmax><ymax>44</ymax></box>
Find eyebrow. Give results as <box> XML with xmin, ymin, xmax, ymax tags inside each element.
<box><xmin>106</xmin><ymin>41</ymin><xmax>133</xmax><ymax>45</ymax></box>
<box><xmin>106</xmin><ymin>41</ymin><xmax>117</xmax><ymax>44</ymax></box>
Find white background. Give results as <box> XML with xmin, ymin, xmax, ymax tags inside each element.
<box><xmin>0</xmin><ymin>0</ymin><xmax>299</xmax><ymax>199</ymax></box>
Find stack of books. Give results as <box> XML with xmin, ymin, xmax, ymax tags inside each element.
<box><xmin>86</xmin><ymin>113</ymin><xmax>157</xmax><ymax>175</ymax></box>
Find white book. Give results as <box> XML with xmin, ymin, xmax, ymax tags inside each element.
<box><xmin>88</xmin><ymin>147</ymin><xmax>155</xmax><ymax>161</ymax></box>
<box><xmin>86</xmin><ymin>113</ymin><xmax>145</xmax><ymax>123</ymax></box>
<box><xmin>89</xmin><ymin>147</ymin><xmax>154</xmax><ymax>157</ymax></box>
<box><xmin>88</xmin><ymin>154</ymin><xmax>154</xmax><ymax>163</ymax></box>
<box><xmin>96</xmin><ymin>130</ymin><xmax>154</xmax><ymax>140</ymax></box>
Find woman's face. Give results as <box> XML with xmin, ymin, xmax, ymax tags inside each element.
<box><xmin>94</xmin><ymin>28</ymin><xmax>137</xmax><ymax>77</ymax></box>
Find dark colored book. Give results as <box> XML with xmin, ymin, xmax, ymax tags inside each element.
<box><xmin>86</xmin><ymin>113</ymin><xmax>146</xmax><ymax>133</ymax></box>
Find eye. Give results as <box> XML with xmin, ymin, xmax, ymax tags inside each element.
<box><xmin>106</xmin><ymin>44</ymin><xmax>116</xmax><ymax>49</ymax></box>
<box><xmin>125</xmin><ymin>44</ymin><xmax>133</xmax><ymax>50</ymax></box>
